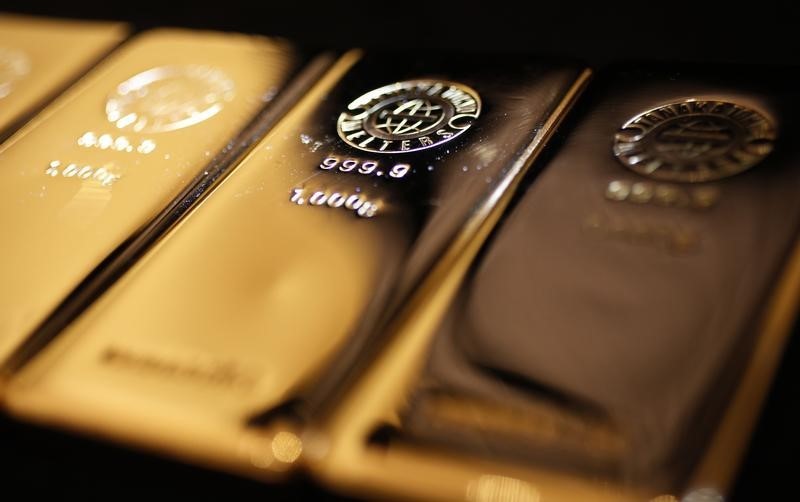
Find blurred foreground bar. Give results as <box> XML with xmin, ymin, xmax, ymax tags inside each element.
<box><xmin>0</xmin><ymin>14</ymin><xmax>127</xmax><ymax>140</ymax></box>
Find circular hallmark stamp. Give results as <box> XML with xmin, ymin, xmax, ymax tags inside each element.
<box><xmin>0</xmin><ymin>47</ymin><xmax>31</xmax><ymax>99</ymax></box>
<box><xmin>613</xmin><ymin>99</ymin><xmax>776</xmax><ymax>182</ymax></box>
<box><xmin>106</xmin><ymin>65</ymin><xmax>235</xmax><ymax>133</ymax></box>
<box><xmin>337</xmin><ymin>79</ymin><xmax>480</xmax><ymax>154</ymax></box>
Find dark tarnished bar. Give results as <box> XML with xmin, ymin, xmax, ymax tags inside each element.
<box><xmin>398</xmin><ymin>65</ymin><xmax>800</xmax><ymax>500</ymax></box>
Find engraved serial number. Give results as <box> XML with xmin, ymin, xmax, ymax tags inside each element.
<box><xmin>319</xmin><ymin>156</ymin><xmax>410</xmax><ymax>179</ymax></box>
<box><xmin>290</xmin><ymin>186</ymin><xmax>379</xmax><ymax>218</ymax></box>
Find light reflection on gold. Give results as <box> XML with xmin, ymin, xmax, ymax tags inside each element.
<box><xmin>0</xmin><ymin>46</ymin><xmax>30</xmax><ymax>99</ymax></box>
<box><xmin>305</xmin><ymin>70</ymin><xmax>604</xmax><ymax>502</ymax></box>
<box><xmin>4</xmin><ymin>50</ymin><xmax>368</xmax><ymax>476</ymax></box>
<box><xmin>239</xmin><ymin>434</ymin><xmax>274</xmax><ymax>469</ymax></box>
<box><xmin>466</xmin><ymin>475</ymin><xmax>541</xmax><ymax>502</ymax></box>
<box><xmin>0</xmin><ymin>29</ymin><xmax>300</xmax><ymax>361</ymax></box>
<box><xmin>271</xmin><ymin>431</ymin><xmax>303</xmax><ymax>464</ymax></box>
<box><xmin>649</xmin><ymin>496</ymin><xmax>679</xmax><ymax>502</ymax></box>
<box><xmin>0</xmin><ymin>15</ymin><xmax>127</xmax><ymax>136</ymax></box>
<box><xmin>58</xmin><ymin>183</ymin><xmax>114</xmax><ymax>225</ymax></box>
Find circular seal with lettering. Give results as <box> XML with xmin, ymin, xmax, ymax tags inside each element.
<box><xmin>0</xmin><ymin>47</ymin><xmax>31</xmax><ymax>99</ymax></box>
<box><xmin>613</xmin><ymin>99</ymin><xmax>776</xmax><ymax>182</ymax></box>
<box><xmin>105</xmin><ymin>65</ymin><xmax>235</xmax><ymax>133</ymax></box>
<box><xmin>337</xmin><ymin>80</ymin><xmax>481</xmax><ymax>154</ymax></box>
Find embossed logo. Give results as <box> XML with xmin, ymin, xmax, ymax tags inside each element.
<box><xmin>105</xmin><ymin>65</ymin><xmax>235</xmax><ymax>133</ymax></box>
<box><xmin>0</xmin><ymin>47</ymin><xmax>31</xmax><ymax>99</ymax></box>
<box><xmin>613</xmin><ymin>100</ymin><xmax>776</xmax><ymax>182</ymax></box>
<box><xmin>337</xmin><ymin>80</ymin><xmax>480</xmax><ymax>154</ymax></box>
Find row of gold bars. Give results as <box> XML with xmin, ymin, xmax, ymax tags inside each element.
<box><xmin>0</xmin><ymin>13</ymin><xmax>797</xmax><ymax>502</ymax></box>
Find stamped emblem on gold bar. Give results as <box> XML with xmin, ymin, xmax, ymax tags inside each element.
<box><xmin>613</xmin><ymin>99</ymin><xmax>776</xmax><ymax>182</ymax></box>
<box><xmin>337</xmin><ymin>80</ymin><xmax>480</xmax><ymax>153</ymax></box>
<box><xmin>106</xmin><ymin>65</ymin><xmax>236</xmax><ymax>133</ymax></box>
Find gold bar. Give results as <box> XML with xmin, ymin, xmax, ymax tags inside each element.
<box><xmin>0</xmin><ymin>14</ymin><xmax>127</xmax><ymax>140</ymax></box>
<box><xmin>311</xmin><ymin>67</ymin><xmax>800</xmax><ymax>501</ymax></box>
<box><xmin>0</xmin><ymin>28</ymin><xmax>308</xmax><ymax>362</ymax></box>
<box><xmin>4</xmin><ymin>53</ymin><xmax>589</xmax><ymax>478</ymax></box>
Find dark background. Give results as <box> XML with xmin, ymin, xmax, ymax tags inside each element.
<box><xmin>4</xmin><ymin>1</ymin><xmax>800</xmax><ymax>64</ymax></box>
<box><xmin>2</xmin><ymin>1</ymin><xmax>799</xmax><ymax>499</ymax></box>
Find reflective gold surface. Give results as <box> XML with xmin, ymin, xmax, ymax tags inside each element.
<box><xmin>309</xmin><ymin>68</ymin><xmax>800</xmax><ymax>501</ymax></box>
<box><xmin>0</xmin><ymin>28</ymin><xmax>301</xmax><ymax>362</ymax></box>
<box><xmin>0</xmin><ymin>14</ymin><xmax>127</xmax><ymax>139</ymax></box>
<box><xmin>5</xmin><ymin>53</ymin><xmax>587</xmax><ymax>479</ymax></box>
<box><xmin>308</xmin><ymin>69</ymin><xmax>647</xmax><ymax>502</ymax></box>
<box><xmin>2</xmin><ymin>22</ymin><xmax>794</xmax><ymax>501</ymax></box>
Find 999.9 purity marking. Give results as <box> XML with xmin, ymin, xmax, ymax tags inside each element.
<box><xmin>77</xmin><ymin>131</ymin><xmax>156</xmax><ymax>154</ymax></box>
<box><xmin>41</xmin><ymin>131</ymin><xmax>158</xmax><ymax>186</ymax></box>
<box><xmin>337</xmin><ymin>80</ymin><xmax>480</xmax><ymax>154</ymax></box>
<box><xmin>290</xmin><ymin>187</ymin><xmax>379</xmax><ymax>218</ymax></box>
<box><xmin>319</xmin><ymin>156</ymin><xmax>410</xmax><ymax>179</ymax></box>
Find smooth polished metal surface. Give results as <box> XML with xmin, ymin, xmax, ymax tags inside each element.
<box><xmin>5</xmin><ymin>52</ymin><xmax>587</xmax><ymax>476</ymax></box>
<box><xmin>399</xmin><ymin>66</ymin><xmax>800</xmax><ymax>497</ymax></box>
<box><xmin>0</xmin><ymin>29</ymin><xmax>305</xmax><ymax>363</ymax></box>
<box><xmin>0</xmin><ymin>15</ymin><xmax>127</xmax><ymax>140</ymax></box>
